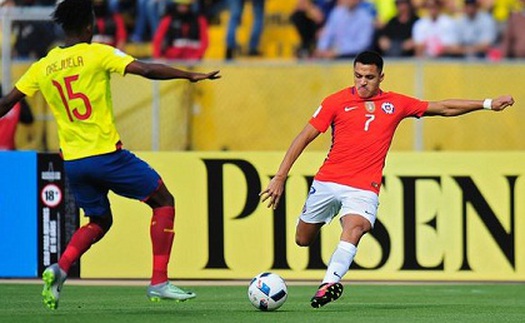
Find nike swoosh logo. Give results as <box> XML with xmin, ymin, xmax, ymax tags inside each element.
<box><xmin>344</xmin><ymin>106</ymin><xmax>357</xmax><ymax>112</ymax></box>
<box><xmin>333</xmin><ymin>272</ymin><xmax>342</xmax><ymax>278</ymax></box>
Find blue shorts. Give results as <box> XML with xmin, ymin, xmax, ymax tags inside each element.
<box><xmin>64</xmin><ymin>149</ymin><xmax>162</xmax><ymax>217</ymax></box>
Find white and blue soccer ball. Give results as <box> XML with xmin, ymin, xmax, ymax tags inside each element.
<box><xmin>248</xmin><ymin>272</ymin><xmax>288</xmax><ymax>311</ymax></box>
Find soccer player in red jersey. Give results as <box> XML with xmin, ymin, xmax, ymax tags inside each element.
<box><xmin>0</xmin><ymin>84</ymin><xmax>34</xmax><ymax>150</ymax></box>
<box><xmin>260</xmin><ymin>51</ymin><xmax>514</xmax><ymax>308</ymax></box>
<box><xmin>0</xmin><ymin>0</ymin><xmax>220</xmax><ymax>310</ymax></box>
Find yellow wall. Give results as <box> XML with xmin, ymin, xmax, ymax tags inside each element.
<box><xmin>5</xmin><ymin>61</ymin><xmax>525</xmax><ymax>152</ymax></box>
<box><xmin>80</xmin><ymin>151</ymin><xmax>525</xmax><ymax>281</ymax></box>
<box><xmin>191</xmin><ymin>61</ymin><xmax>525</xmax><ymax>151</ymax></box>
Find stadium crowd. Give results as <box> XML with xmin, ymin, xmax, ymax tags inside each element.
<box><xmin>1</xmin><ymin>0</ymin><xmax>525</xmax><ymax>60</ymax></box>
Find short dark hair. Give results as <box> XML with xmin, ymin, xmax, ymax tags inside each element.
<box><xmin>354</xmin><ymin>51</ymin><xmax>384</xmax><ymax>72</ymax></box>
<box><xmin>52</xmin><ymin>0</ymin><xmax>94</xmax><ymax>35</ymax></box>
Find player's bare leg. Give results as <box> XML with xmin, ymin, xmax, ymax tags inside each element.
<box><xmin>295</xmin><ymin>220</ymin><xmax>324</xmax><ymax>247</ymax></box>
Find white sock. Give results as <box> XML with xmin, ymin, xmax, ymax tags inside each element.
<box><xmin>322</xmin><ymin>241</ymin><xmax>357</xmax><ymax>284</ymax></box>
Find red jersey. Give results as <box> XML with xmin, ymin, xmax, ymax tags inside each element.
<box><xmin>309</xmin><ymin>87</ymin><xmax>429</xmax><ymax>193</ymax></box>
<box><xmin>0</xmin><ymin>102</ymin><xmax>21</xmax><ymax>150</ymax></box>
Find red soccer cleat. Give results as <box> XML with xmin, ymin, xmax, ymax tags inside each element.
<box><xmin>310</xmin><ymin>282</ymin><xmax>344</xmax><ymax>308</ymax></box>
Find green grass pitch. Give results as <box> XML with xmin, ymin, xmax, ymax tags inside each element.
<box><xmin>1</xmin><ymin>282</ymin><xmax>524</xmax><ymax>322</ymax></box>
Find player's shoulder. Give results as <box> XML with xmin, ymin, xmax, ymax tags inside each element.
<box><xmin>89</xmin><ymin>42</ymin><xmax>117</xmax><ymax>53</ymax></box>
<box><xmin>33</xmin><ymin>46</ymin><xmax>61</xmax><ymax>64</ymax></box>
<box><xmin>91</xmin><ymin>43</ymin><xmax>133</xmax><ymax>59</ymax></box>
<box><xmin>383</xmin><ymin>91</ymin><xmax>417</xmax><ymax>101</ymax></box>
<box><xmin>382</xmin><ymin>91</ymin><xmax>426</xmax><ymax>111</ymax></box>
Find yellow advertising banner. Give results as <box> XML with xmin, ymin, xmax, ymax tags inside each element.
<box><xmin>81</xmin><ymin>152</ymin><xmax>525</xmax><ymax>281</ymax></box>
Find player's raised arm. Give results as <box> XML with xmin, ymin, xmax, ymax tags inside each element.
<box><xmin>0</xmin><ymin>88</ymin><xmax>26</xmax><ymax>118</ymax></box>
<box><xmin>424</xmin><ymin>95</ymin><xmax>515</xmax><ymax>116</ymax></box>
<box><xmin>124</xmin><ymin>60</ymin><xmax>221</xmax><ymax>82</ymax></box>
<box><xmin>260</xmin><ymin>123</ymin><xmax>321</xmax><ymax>209</ymax></box>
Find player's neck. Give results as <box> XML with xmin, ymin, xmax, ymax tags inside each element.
<box><xmin>62</xmin><ymin>37</ymin><xmax>90</xmax><ymax>48</ymax></box>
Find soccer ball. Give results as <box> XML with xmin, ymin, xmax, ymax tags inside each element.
<box><xmin>247</xmin><ymin>272</ymin><xmax>288</xmax><ymax>311</ymax></box>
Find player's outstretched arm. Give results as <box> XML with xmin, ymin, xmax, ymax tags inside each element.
<box><xmin>425</xmin><ymin>95</ymin><xmax>515</xmax><ymax>116</ymax></box>
<box><xmin>125</xmin><ymin>60</ymin><xmax>221</xmax><ymax>82</ymax></box>
<box><xmin>0</xmin><ymin>87</ymin><xmax>26</xmax><ymax>118</ymax></box>
<box><xmin>260</xmin><ymin>123</ymin><xmax>321</xmax><ymax>210</ymax></box>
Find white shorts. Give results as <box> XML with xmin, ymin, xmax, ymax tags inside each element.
<box><xmin>299</xmin><ymin>180</ymin><xmax>379</xmax><ymax>227</ymax></box>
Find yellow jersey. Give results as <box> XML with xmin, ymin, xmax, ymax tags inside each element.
<box><xmin>16</xmin><ymin>42</ymin><xmax>135</xmax><ymax>160</ymax></box>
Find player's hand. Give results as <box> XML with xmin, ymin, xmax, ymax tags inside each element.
<box><xmin>190</xmin><ymin>70</ymin><xmax>221</xmax><ymax>82</ymax></box>
<box><xmin>491</xmin><ymin>95</ymin><xmax>515</xmax><ymax>111</ymax></box>
<box><xmin>259</xmin><ymin>175</ymin><xmax>286</xmax><ymax>210</ymax></box>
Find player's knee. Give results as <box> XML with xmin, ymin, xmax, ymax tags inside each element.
<box><xmin>146</xmin><ymin>184</ymin><xmax>175</xmax><ymax>208</ymax></box>
<box><xmin>295</xmin><ymin>234</ymin><xmax>313</xmax><ymax>247</ymax></box>
<box><xmin>346</xmin><ymin>224</ymin><xmax>370</xmax><ymax>243</ymax></box>
<box><xmin>90</xmin><ymin>213</ymin><xmax>113</xmax><ymax>236</ymax></box>
<box><xmin>161</xmin><ymin>191</ymin><xmax>175</xmax><ymax>207</ymax></box>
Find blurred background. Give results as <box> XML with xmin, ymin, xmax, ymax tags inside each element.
<box><xmin>1</xmin><ymin>0</ymin><xmax>524</xmax><ymax>282</ymax></box>
<box><xmin>1</xmin><ymin>0</ymin><xmax>524</xmax><ymax>154</ymax></box>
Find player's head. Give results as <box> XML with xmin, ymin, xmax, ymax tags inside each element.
<box><xmin>425</xmin><ymin>0</ymin><xmax>443</xmax><ymax>19</ymax></box>
<box><xmin>52</xmin><ymin>0</ymin><xmax>95</xmax><ymax>40</ymax></box>
<box><xmin>353</xmin><ymin>51</ymin><xmax>384</xmax><ymax>99</ymax></box>
<box><xmin>94</xmin><ymin>0</ymin><xmax>109</xmax><ymax>17</ymax></box>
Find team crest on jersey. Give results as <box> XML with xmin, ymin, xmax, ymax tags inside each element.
<box><xmin>381</xmin><ymin>102</ymin><xmax>395</xmax><ymax>114</ymax></box>
<box><xmin>365</xmin><ymin>101</ymin><xmax>375</xmax><ymax>113</ymax></box>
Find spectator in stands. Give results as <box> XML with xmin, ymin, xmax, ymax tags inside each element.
<box><xmin>108</xmin><ymin>0</ymin><xmax>121</xmax><ymax>13</ymax></box>
<box><xmin>0</xmin><ymin>84</ymin><xmax>34</xmax><ymax>150</ymax></box>
<box><xmin>290</xmin><ymin>0</ymin><xmax>336</xmax><ymax>59</ymax></box>
<box><xmin>370</xmin><ymin>0</ymin><xmax>397</xmax><ymax>27</ymax></box>
<box><xmin>314</xmin><ymin>0</ymin><xmax>375</xmax><ymax>60</ymax></box>
<box><xmin>12</xmin><ymin>0</ymin><xmax>57</xmax><ymax>59</ymax></box>
<box><xmin>93</xmin><ymin>0</ymin><xmax>128</xmax><ymax>50</ymax></box>
<box><xmin>130</xmin><ymin>0</ymin><xmax>169</xmax><ymax>42</ymax></box>
<box><xmin>360</xmin><ymin>0</ymin><xmax>380</xmax><ymax>26</ymax></box>
<box><xmin>11</xmin><ymin>0</ymin><xmax>55</xmax><ymax>4</ymax></box>
<box><xmin>196</xmin><ymin>0</ymin><xmax>228</xmax><ymax>25</ymax></box>
<box><xmin>453</xmin><ymin>0</ymin><xmax>497</xmax><ymax>59</ymax></box>
<box><xmin>225</xmin><ymin>0</ymin><xmax>265</xmax><ymax>60</ymax></box>
<box><xmin>491</xmin><ymin>0</ymin><xmax>521</xmax><ymax>32</ymax></box>
<box><xmin>153</xmin><ymin>0</ymin><xmax>209</xmax><ymax>60</ymax></box>
<box><xmin>377</xmin><ymin>0</ymin><xmax>419</xmax><ymax>57</ymax></box>
<box><xmin>412</xmin><ymin>0</ymin><xmax>459</xmax><ymax>58</ymax></box>
<box><xmin>500</xmin><ymin>0</ymin><xmax>525</xmax><ymax>58</ymax></box>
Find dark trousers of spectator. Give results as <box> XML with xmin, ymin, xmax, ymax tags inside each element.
<box><xmin>290</xmin><ymin>10</ymin><xmax>319</xmax><ymax>57</ymax></box>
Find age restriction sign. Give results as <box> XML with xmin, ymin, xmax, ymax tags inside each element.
<box><xmin>37</xmin><ymin>153</ymin><xmax>80</xmax><ymax>278</ymax></box>
<box><xmin>41</xmin><ymin>183</ymin><xmax>62</xmax><ymax>208</ymax></box>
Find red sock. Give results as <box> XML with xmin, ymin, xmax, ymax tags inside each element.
<box><xmin>150</xmin><ymin>206</ymin><xmax>175</xmax><ymax>285</ymax></box>
<box><xmin>58</xmin><ymin>222</ymin><xmax>105</xmax><ymax>273</ymax></box>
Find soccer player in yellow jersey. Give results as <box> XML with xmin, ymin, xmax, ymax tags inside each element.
<box><xmin>0</xmin><ymin>0</ymin><xmax>220</xmax><ymax>309</ymax></box>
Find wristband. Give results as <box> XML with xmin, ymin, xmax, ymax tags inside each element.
<box><xmin>483</xmin><ymin>99</ymin><xmax>493</xmax><ymax>110</ymax></box>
